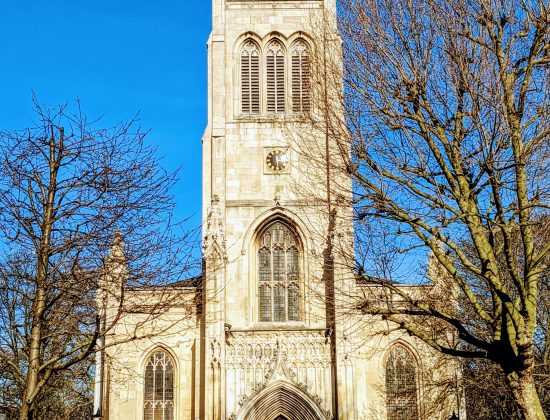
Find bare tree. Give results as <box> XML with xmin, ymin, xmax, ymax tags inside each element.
<box><xmin>460</xmin><ymin>215</ymin><xmax>549</xmax><ymax>417</ymax></box>
<box><xmin>295</xmin><ymin>0</ymin><xmax>549</xmax><ymax>418</ymax></box>
<box><xmin>0</xmin><ymin>99</ymin><xmax>196</xmax><ymax>419</ymax></box>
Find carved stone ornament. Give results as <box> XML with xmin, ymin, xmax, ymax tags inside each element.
<box><xmin>225</xmin><ymin>330</ymin><xmax>332</xmax><ymax>417</ymax></box>
<box><xmin>203</xmin><ymin>195</ymin><xmax>228</xmax><ymax>261</ymax></box>
<box><xmin>274</xmin><ymin>192</ymin><xmax>282</xmax><ymax>207</ymax></box>
<box><xmin>209</xmin><ymin>336</ymin><xmax>222</xmax><ymax>364</ymax></box>
<box><xmin>105</xmin><ymin>230</ymin><xmax>126</xmax><ymax>265</ymax></box>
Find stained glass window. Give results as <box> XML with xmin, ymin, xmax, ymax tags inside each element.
<box><xmin>258</xmin><ymin>222</ymin><xmax>301</xmax><ymax>322</ymax></box>
<box><xmin>386</xmin><ymin>346</ymin><xmax>419</xmax><ymax>420</ymax></box>
<box><xmin>144</xmin><ymin>350</ymin><xmax>175</xmax><ymax>420</ymax></box>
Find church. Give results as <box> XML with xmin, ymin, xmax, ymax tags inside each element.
<box><xmin>93</xmin><ymin>1</ymin><xmax>464</xmax><ymax>419</ymax></box>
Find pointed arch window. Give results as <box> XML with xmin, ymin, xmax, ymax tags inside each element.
<box><xmin>385</xmin><ymin>346</ymin><xmax>419</xmax><ymax>420</ymax></box>
<box><xmin>144</xmin><ymin>350</ymin><xmax>175</xmax><ymax>420</ymax></box>
<box><xmin>241</xmin><ymin>41</ymin><xmax>260</xmax><ymax>115</ymax></box>
<box><xmin>266</xmin><ymin>40</ymin><xmax>286</xmax><ymax>113</ymax></box>
<box><xmin>291</xmin><ymin>40</ymin><xmax>311</xmax><ymax>112</ymax></box>
<box><xmin>258</xmin><ymin>222</ymin><xmax>301</xmax><ymax>322</ymax></box>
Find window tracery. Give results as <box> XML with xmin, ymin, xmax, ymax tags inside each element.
<box><xmin>144</xmin><ymin>350</ymin><xmax>175</xmax><ymax>420</ymax></box>
<box><xmin>258</xmin><ymin>221</ymin><xmax>300</xmax><ymax>322</ymax></box>
<box><xmin>385</xmin><ymin>346</ymin><xmax>419</xmax><ymax>420</ymax></box>
<box><xmin>238</xmin><ymin>36</ymin><xmax>313</xmax><ymax>116</ymax></box>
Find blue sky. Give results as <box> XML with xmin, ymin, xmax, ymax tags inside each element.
<box><xmin>0</xmin><ymin>0</ymin><xmax>210</xmax><ymax>227</ymax></box>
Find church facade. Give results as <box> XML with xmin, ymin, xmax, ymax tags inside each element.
<box><xmin>94</xmin><ymin>1</ymin><xmax>464</xmax><ymax>419</ymax></box>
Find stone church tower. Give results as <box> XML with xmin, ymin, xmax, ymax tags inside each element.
<box><xmin>94</xmin><ymin>1</ymin><xmax>464</xmax><ymax>419</ymax></box>
<box><xmin>201</xmin><ymin>0</ymin><xmax>351</xmax><ymax>418</ymax></box>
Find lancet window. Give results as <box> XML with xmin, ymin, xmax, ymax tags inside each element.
<box><xmin>291</xmin><ymin>40</ymin><xmax>311</xmax><ymax>112</ymax></box>
<box><xmin>241</xmin><ymin>41</ymin><xmax>260</xmax><ymax>115</ymax></box>
<box><xmin>239</xmin><ymin>37</ymin><xmax>312</xmax><ymax>115</ymax></box>
<box><xmin>266</xmin><ymin>40</ymin><xmax>286</xmax><ymax>113</ymax></box>
<box><xmin>385</xmin><ymin>346</ymin><xmax>419</xmax><ymax>420</ymax></box>
<box><xmin>258</xmin><ymin>221</ymin><xmax>300</xmax><ymax>322</ymax></box>
<box><xmin>144</xmin><ymin>350</ymin><xmax>175</xmax><ymax>420</ymax></box>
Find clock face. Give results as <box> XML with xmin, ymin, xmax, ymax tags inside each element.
<box><xmin>266</xmin><ymin>149</ymin><xmax>289</xmax><ymax>172</ymax></box>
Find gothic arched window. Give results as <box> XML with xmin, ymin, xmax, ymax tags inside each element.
<box><xmin>258</xmin><ymin>221</ymin><xmax>300</xmax><ymax>322</ymax></box>
<box><xmin>241</xmin><ymin>41</ymin><xmax>260</xmax><ymax>115</ymax></box>
<box><xmin>144</xmin><ymin>350</ymin><xmax>175</xmax><ymax>420</ymax></box>
<box><xmin>266</xmin><ymin>40</ymin><xmax>286</xmax><ymax>113</ymax></box>
<box><xmin>291</xmin><ymin>40</ymin><xmax>311</xmax><ymax>112</ymax></box>
<box><xmin>385</xmin><ymin>346</ymin><xmax>419</xmax><ymax>420</ymax></box>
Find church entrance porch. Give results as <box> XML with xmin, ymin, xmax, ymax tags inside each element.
<box><xmin>225</xmin><ymin>331</ymin><xmax>332</xmax><ymax>419</ymax></box>
<box><xmin>236</xmin><ymin>381</ymin><xmax>328</xmax><ymax>420</ymax></box>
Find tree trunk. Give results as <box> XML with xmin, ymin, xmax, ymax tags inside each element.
<box><xmin>19</xmin><ymin>403</ymin><xmax>32</xmax><ymax>420</ymax></box>
<box><xmin>19</xmin><ymin>286</ymin><xmax>46</xmax><ymax>420</ymax></box>
<box><xmin>19</xmin><ymin>135</ymin><xmax>58</xmax><ymax>420</ymax></box>
<box><xmin>506</xmin><ymin>369</ymin><xmax>546</xmax><ymax>420</ymax></box>
<box><xmin>19</xmin><ymin>301</ymin><xmax>43</xmax><ymax>420</ymax></box>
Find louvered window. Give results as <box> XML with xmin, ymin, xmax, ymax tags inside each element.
<box><xmin>241</xmin><ymin>41</ymin><xmax>260</xmax><ymax>115</ymax></box>
<box><xmin>386</xmin><ymin>347</ymin><xmax>419</xmax><ymax>420</ymax></box>
<box><xmin>266</xmin><ymin>41</ymin><xmax>286</xmax><ymax>113</ymax></box>
<box><xmin>144</xmin><ymin>350</ymin><xmax>175</xmax><ymax>420</ymax></box>
<box><xmin>291</xmin><ymin>40</ymin><xmax>311</xmax><ymax>112</ymax></box>
<box><xmin>258</xmin><ymin>222</ymin><xmax>301</xmax><ymax>322</ymax></box>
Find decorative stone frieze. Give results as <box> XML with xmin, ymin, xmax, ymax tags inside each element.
<box><xmin>225</xmin><ymin>329</ymin><xmax>332</xmax><ymax>416</ymax></box>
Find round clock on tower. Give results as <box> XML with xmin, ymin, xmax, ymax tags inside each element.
<box><xmin>265</xmin><ymin>149</ymin><xmax>289</xmax><ymax>172</ymax></box>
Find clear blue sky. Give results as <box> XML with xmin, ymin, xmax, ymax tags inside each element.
<box><xmin>0</xmin><ymin>0</ymin><xmax>211</xmax><ymax>227</ymax></box>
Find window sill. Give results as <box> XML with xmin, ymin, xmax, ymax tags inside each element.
<box><xmin>235</xmin><ymin>114</ymin><xmax>285</xmax><ymax>122</ymax></box>
<box><xmin>240</xmin><ymin>322</ymin><xmax>313</xmax><ymax>332</ymax></box>
<box><xmin>234</xmin><ymin>113</ymin><xmax>311</xmax><ymax>123</ymax></box>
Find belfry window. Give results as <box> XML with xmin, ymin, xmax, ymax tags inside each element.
<box><xmin>291</xmin><ymin>40</ymin><xmax>311</xmax><ymax>112</ymax></box>
<box><xmin>266</xmin><ymin>40</ymin><xmax>286</xmax><ymax>113</ymax></box>
<box><xmin>144</xmin><ymin>350</ymin><xmax>175</xmax><ymax>420</ymax></box>
<box><xmin>385</xmin><ymin>346</ymin><xmax>419</xmax><ymax>420</ymax></box>
<box><xmin>241</xmin><ymin>41</ymin><xmax>260</xmax><ymax>115</ymax></box>
<box><xmin>258</xmin><ymin>222</ymin><xmax>300</xmax><ymax>322</ymax></box>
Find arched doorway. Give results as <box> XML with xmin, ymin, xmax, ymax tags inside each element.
<box><xmin>237</xmin><ymin>381</ymin><xmax>327</xmax><ymax>420</ymax></box>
